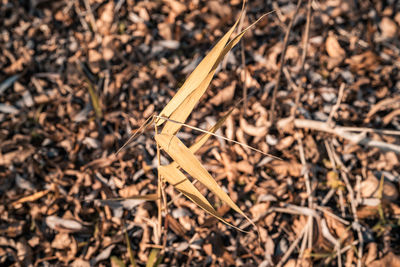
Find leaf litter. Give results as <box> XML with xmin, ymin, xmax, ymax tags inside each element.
<box><xmin>1</xmin><ymin>0</ymin><xmax>400</xmax><ymax>266</ymax></box>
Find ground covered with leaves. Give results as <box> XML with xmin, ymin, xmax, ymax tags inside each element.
<box><xmin>1</xmin><ymin>0</ymin><xmax>400</xmax><ymax>266</ymax></box>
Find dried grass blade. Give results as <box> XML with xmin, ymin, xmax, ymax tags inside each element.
<box><xmin>158</xmin><ymin>165</ymin><xmax>245</xmax><ymax>231</ymax></box>
<box><xmin>124</xmin><ymin>226</ymin><xmax>137</xmax><ymax>267</ymax></box>
<box><xmin>155</xmin><ymin>2</ymin><xmax>246</xmax><ymax>126</ymax></box>
<box><xmin>155</xmin><ymin>134</ymin><xmax>254</xmax><ymax>227</ymax></box>
<box><xmin>189</xmin><ymin>108</ymin><xmax>234</xmax><ymax>153</ymax></box>
<box><xmin>160</xmin><ymin>69</ymin><xmax>215</xmax><ymax>135</ymax></box>
<box><xmin>160</xmin><ymin>11</ymin><xmax>272</xmax><ymax>135</ymax></box>
<box><xmin>116</xmin><ymin>114</ymin><xmax>155</xmax><ymax>155</ymax></box>
<box><xmin>146</xmin><ymin>248</ymin><xmax>162</xmax><ymax>267</ymax></box>
<box><xmin>102</xmin><ymin>193</ymin><xmax>159</xmax><ymax>202</ymax></box>
<box><xmin>162</xmin><ymin>108</ymin><xmax>234</xmax><ymax>174</ymax></box>
<box><xmin>86</xmin><ymin>78</ymin><xmax>102</xmax><ymax>119</ymax></box>
<box><xmin>156</xmin><ymin>115</ymin><xmax>281</xmax><ymax>160</ymax></box>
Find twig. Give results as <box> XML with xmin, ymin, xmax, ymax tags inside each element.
<box><xmin>299</xmin><ymin>0</ymin><xmax>312</xmax><ymax>74</ymax></box>
<box><xmin>283</xmin><ymin>67</ymin><xmax>302</xmax><ymax>119</ymax></box>
<box><xmin>324</xmin><ymin>140</ymin><xmax>346</xmax><ymax>218</ymax></box>
<box><xmin>296</xmin><ymin>134</ymin><xmax>314</xmax><ymax>250</ymax></box>
<box><xmin>239</xmin><ymin>204</ymin><xmax>319</xmax><ymax>230</ymax></box>
<box><xmin>321</xmin><ymin>188</ymin><xmax>335</xmax><ymax>206</ymax></box>
<box><xmin>331</xmin><ymin>149</ymin><xmax>363</xmax><ymax>267</ymax></box>
<box><xmin>338</xmin><ymin>127</ymin><xmax>400</xmax><ymax>136</ymax></box>
<box><xmin>276</xmin><ymin>224</ymin><xmax>308</xmax><ymax>267</ymax></box>
<box><xmin>116</xmin><ymin>114</ymin><xmax>155</xmax><ymax>155</ymax></box>
<box><xmin>241</xmin><ymin>44</ymin><xmax>248</xmax><ymax>114</ymax></box>
<box><xmin>82</xmin><ymin>0</ymin><xmax>98</xmax><ymax>32</ymax></box>
<box><xmin>293</xmin><ymin>119</ymin><xmax>400</xmax><ymax>154</ymax></box>
<box><xmin>298</xmin><ymin>217</ymin><xmax>311</xmax><ymax>261</ymax></box>
<box><xmin>272</xmin><ymin>1</ymin><xmax>287</xmax><ymax>28</ymax></box>
<box><xmin>327</xmin><ymin>83</ymin><xmax>346</xmax><ymax>126</ymax></box>
<box><xmin>270</xmin><ymin>0</ymin><xmax>303</xmax><ymax>123</ymax></box>
<box><xmin>154</xmin><ymin>115</ymin><xmax>282</xmax><ymax>160</ymax></box>
<box><xmin>239</xmin><ymin>10</ymin><xmax>248</xmax><ymax>113</ymax></box>
<box><xmin>321</xmin><ymin>219</ymin><xmax>342</xmax><ymax>267</ymax></box>
<box><xmin>292</xmin><ymin>0</ymin><xmax>312</xmax><ymax>119</ymax></box>
<box><xmin>316</xmin><ymin>206</ymin><xmax>350</xmax><ymax>226</ymax></box>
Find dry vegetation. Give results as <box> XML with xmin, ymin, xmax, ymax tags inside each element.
<box><xmin>1</xmin><ymin>0</ymin><xmax>400</xmax><ymax>266</ymax></box>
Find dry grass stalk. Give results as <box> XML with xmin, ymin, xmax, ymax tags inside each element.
<box><xmin>117</xmin><ymin>3</ymin><xmax>277</xmax><ymax>251</ymax></box>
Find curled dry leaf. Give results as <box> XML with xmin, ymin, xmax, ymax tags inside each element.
<box><xmin>345</xmin><ymin>51</ymin><xmax>380</xmax><ymax>72</ymax></box>
<box><xmin>51</xmin><ymin>233</ymin><xmax>72</xmax><ymax>250</ymax></box>
<box><xmin>325</xmin><ymin>32</ymin><xmax>345</xmax><ymax>69</ymax></box>
<box><xmin>163</xmin><ymin>0</ymin><xmax>186</xmax><ymax>15</ymax></box>
<box><xmin>46</xmin><ymin>216</ymin><xmax>83</xmax><ymax>233</ymax></box>
<box><xmin>360</xmin><ymin>174</ymin><xmax>399</xmax><ymax>201</ymax></box>
<box><xmin>323</xmin><ymin>208</ymin><xmax>351</xmax><ymax>243</ymax></box>
<box><xmin>71</xmin><ymin>258</ymin><xmax>91</xmax><ymax>267</ymax></box>
<box><xmin>275</xmin><ymin>136</ymin><xmax>294</xmax><ymax>150</ymax></box>
<box><xmin>369</xmin><ymin>252</ymin><xmax>400</xmax><ymax>267</ymax></box>
<box><xmin>364</xmin><ymin>242</ymin><xmax>378</xmax><ymax>266</ymax></box>
<box><xmin>240</xmin><ymin>117</ymin><xmax>269</xmax><ymax>137</ymax></box>
<box><xmin>210</xmin><ymin>81</ymin><xmax>236</xmax><ymax>106</ymax></box>
<box><xmin>268</xmin><ymin>160</ymin><xmax>302</xmax><ymax>177</ymax></box>
<box><xmin>325</xmin><ymin>32</ymin><xmax>345</xmax><ymax>59</ymax></box>
<box><xmin>379</xmin><ymin>17</ymin><xmax>398</xmax><ymax>39</ymax></box>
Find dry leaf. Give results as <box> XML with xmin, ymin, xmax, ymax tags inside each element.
<box><xmin>46</xmin><ymin>216</ymin><xmax>83</xmax><ymax>233</ymax></box>
<box><xmin>268</xmin><ymin>160</ymin><xmax>302</xmax><ymax>177</ymax></box>
<box><xmin>326</xmin><ymin>33</ymin><xmax>345</xmax><ymax>59</ymax></box>
<box><xmin>156</xmin><ymin>134</ymin><xmax>253</xmax><ymax>227</ymax></box>
<box><xmin>379</xmin><ymin>17</ymin><xmax>398</xmax><ymax>39</ymax></box>
<box><xmin>210</xmin><ymin>81</ymin><xmax>236</xmax><ymax>106</ymax></box>
<box><xmin>360</xmin><ymin>174</ymin><xmax>399</xmax><ymax>201</ymax></box>
<box><xmin>368</xmin><ymin>252</ymin><xmax>400</xmax><ymax>267</ymax></box>
<box><xmin>364</xmin><ymin>242</ymin><xmax>378</xmax><ymax>265</ymax></box>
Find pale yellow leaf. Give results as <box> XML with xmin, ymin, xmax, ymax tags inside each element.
<box><xmin>155</xmin><ymin>2</ymin><xmax>246</xmax><ymax>127</ymax></box>
<box><xmin>155</xmin><ymin>134</ymin><xmax>254</xmax><ymax>226</ymax></box>
<box><xmin>160</xmin><ymin>68</ymin><xmax>215</xmax><ymax>135</ymax></box>
<box><xmin>188</xmin><ymin>108</ymin><xmax>234</xmax><ymax>153</ymax></box>
<box><xmin>165</xmin><ymin>109</ymin><xmax>233</xmax><ymax>174</ymax></box>
<box><xmin>160</xmin><ymin>11</ymin><xmax>270</xmax><ymax>135</ymax></box>
<box><xmin>158</xmin><ymin>165</ymin><xmax>244</xmax><ymax>231</ymax></box>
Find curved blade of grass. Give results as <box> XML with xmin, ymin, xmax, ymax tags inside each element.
<box><xmin>86</xmin><ymin>78</ymin><xmax>102</xmax><ymax>119</ymax></box>
<box><xmin>146</xmin><ymin>248</ymin><xmax>162</xmax><ymax>267</ymax></box>
<box><xmin>124</xmin><ymin>226</ymin><xmax>137</xmax><ymax>267</ymax></box>
<box><xmin>158</xmin><ymin>165</ymin><xmax>246</xmax><ymax>232</ymax></box>
<box><xmin>189</xmin><ymin>108</ymin><xmax>234</xmax><ymax>153</ymax></box>
<box><xmin>116</xmin><ymin>114</ymin><xmax>155</xmax><ymax>155</ymax></box>
<box><xmin>156</xmin><ymin>115</ymin><xmax>281</xmax><ymax>160</ymax></box>
<box><xmin>160</xmin><ymin>69</ymin><xmax>215</xmax><ymax>135</ymax></box>
<box><xmin>160</xmin><ymin>11</ymin><xmax>272</xmax><ymax>136</ymax></box>
<box><xmin>110</xmin><ymin>256</ymin><xmax>126</xmax><ymax>267</ymax></box>
<box><xmin>100</xmin><ymin>193</ymin><xmax>159</xmax><ymax>202</ymax></box>
<box><xmin>155</xmin><ymin>1</ymin><xmax>246</xmax><ymax>127</ymax></box>
<box><xmin>155</xmin><ymin>134</ymin><xmax>255</xmax><ymax>227</ymax></box>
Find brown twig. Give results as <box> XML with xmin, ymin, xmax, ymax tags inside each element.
<box><xmin>327</xmin><ymin>83</ymin><xmax>346</xmax><ymax>126</ymax></box>
<box><xmin>293</xmin><ymin>119</ymin><xmax>400</xmax><ymax>154</ymax></box>
<box><xmin>338</xmin><ymin>127</ymin><xmax>400</xmax><ymax>136</ymax></box>
<box><xmin>270</xmin><ymin>0</ymin><xmax>303</xmax><ymax>122</ymax></box>
<box><xmin>331</xmin><ymin>148</ymin><xmax>363</xmax><ymax>267</ymax></box>
<box><xmin>299</xmin><ymin>0</ymin><xmax>312</xmax><ymax>74</ymax></box>
<box><xmin>291</xmin><ymin>0</ymin><xmax>312</xmax><ymax>119</ymax></box>
<box><xmin>324</xmin><ymin>140</ymin><xmax>346</xmax><ymax>218</ymax></box>
<box><xmin>238</xmin><ymin>9</ymin><xmax>248</xmax><ymax>114</ymax></box>
<box><xmin>276</xmin><ymin>224</ymin><xmax>308</xmax><ymax>267</ymax></box>
<box><xmin>296</xmin><ymin>134</ymin><xmax>314</xmax><ymax>251</ymax></box>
